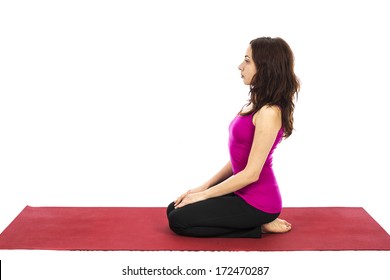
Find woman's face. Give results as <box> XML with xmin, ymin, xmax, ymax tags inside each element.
<box><xmin>238</xmin><ymin>45</ymin><xmax>257</xmax><ymax>85</ymax></box>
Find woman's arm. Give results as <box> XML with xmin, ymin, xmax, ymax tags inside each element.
<box><xmin>174</xmin><ymin>161</ymin><xmax>233</xmax><ymax>206</ymax></box>
<box><xmin>202</xmin><ymin>160</ymin><xmax>234</xmax><ymax>189</ymax></box>
<box><xmin>175</xmin><ymin>105</ymin><xmax>282</xmax><ymax>208</ymax></box>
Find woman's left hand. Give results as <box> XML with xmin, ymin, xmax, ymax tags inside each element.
<box><xmin>174</xmin><ymin>191</ymin><xmax>207</xmax><ymax>209</ymax></box>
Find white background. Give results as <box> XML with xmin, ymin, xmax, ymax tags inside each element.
<box><xmin>1</xmin><ymin>0</ymin><xmax>389</xmax><ymax>279</ymax></box>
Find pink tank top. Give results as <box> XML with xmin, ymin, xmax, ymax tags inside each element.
<box><xmin>228</xmin><ymin>113</ymin><xmax>283</xmax><ymax>213</ymax></box>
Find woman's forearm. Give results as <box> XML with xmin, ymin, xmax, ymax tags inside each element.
<box><xmin>203</xmin><ymin>169</ymin><xmax>258</xmax><ymax>199</ymax></box>
<box><xmin>202</xmin><ymin>161</ymin><xmax>233</xmax><ymax>189</ymax></box>
<box><xmin>175</xmin><ymin>161</ymin><xmax>234</xmax><ymax>206</ymax></box>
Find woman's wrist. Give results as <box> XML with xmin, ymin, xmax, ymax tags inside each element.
<box><xmin>203</xmin><ymin>187</ymin><xmax>215</xmax><ymax>200</ymax></box>
<box><xmin>200</xmin><ymin>182</ymin><xmax>212</xmax><ymax>190</ymax></box>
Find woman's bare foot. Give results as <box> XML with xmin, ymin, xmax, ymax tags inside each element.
<box><xmin>262</xmin><ymin>218</ymin><xmax>292</xmax><ymax>233</ymax></box>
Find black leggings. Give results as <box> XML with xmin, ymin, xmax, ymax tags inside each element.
<box><xmin>167</xmin><ymin>193</ymin><xmax>279</xmax><ymax>238</ymax></box>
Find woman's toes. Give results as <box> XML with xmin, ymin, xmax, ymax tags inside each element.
<box><xmin>262</xmin><ymin>218</ymin><xmax>292</xmax><ymax>233</ymax></box>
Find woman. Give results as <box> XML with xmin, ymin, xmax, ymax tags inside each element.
<box><xmin>167</xmin><ymin>37</ymin><xmax>300</xmax><ymax>238</ymax></box>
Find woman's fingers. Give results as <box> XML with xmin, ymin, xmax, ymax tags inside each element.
<box><xmin>174</xmin><ymin>190</ymin><xmax>191</xmax><ymax>206</ymax></box>
<box><xmin>174</xmin><ymin>194</ymin><xmax>186</xmax><ymax>206</ymax></box>
<box><xmin>175</xmin><ymin>192</ymin><xmax>206</xmax><ymax>209</ymax></box>
<box><xmin>175</xmin><ymin>194</ymin><xmax>190</xmax><ymax>208</ymax></box>
<box><xmin>174</xmin><ymin>196</ymin><xmax>182</xmax><ymax>206</ymax></box>
<box><xmin>175</xmin><ymin>198</ymin><xmax>187</xmax><ymax>209</ymax></box>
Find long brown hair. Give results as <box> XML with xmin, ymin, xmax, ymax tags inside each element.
<box><xmin>241</xmin><ymin>37</ymin><xmax>300</xmax><ymax>138</ymax></box>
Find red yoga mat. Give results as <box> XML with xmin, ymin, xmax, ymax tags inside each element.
<box><xmin>0</xmin><ymin>206</ymin><xmax>389</xmax><ymax>251</ymax></box>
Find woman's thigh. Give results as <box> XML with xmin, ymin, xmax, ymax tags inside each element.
<box><xmin>167</xmin><ymin>194</ymin><xmax>277</xmax><ymax>229</ymax></box>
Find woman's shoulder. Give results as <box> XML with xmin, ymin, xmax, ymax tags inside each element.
<box><xmin>255</xmin><ymin>105</ymin><xmax>281</xmax><ymax>117</ymax></box>
<box><xmin>253</xmin><ymin>105</ymin><xmax>282</xmax><ymax>126</ymax></box>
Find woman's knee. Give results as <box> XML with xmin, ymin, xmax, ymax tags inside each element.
<box><xmin>166</xmin><ymin>201</ymin><xmax>175</xmax><ymax>216</ymax></box>
<box><xmin>167</xmin><ymin>208</ymin><xmax>188</xmax><ymax>235</ymax></box>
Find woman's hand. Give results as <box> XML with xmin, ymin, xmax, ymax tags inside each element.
<box><xmin>174</xmin><ymin>190</ymin><xmax>191</xmax><ymax>207</ymax></box>
<box><xmin>174</xmin><ymin>185</ymin><xmax>208</xmax><ymax>207</ymax></box>
<box><xmin>174</xmin><ymin>191</ymin><xmax>208</xmax><ymax>209</ymax></box>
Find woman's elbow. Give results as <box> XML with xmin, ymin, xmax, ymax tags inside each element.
<box><xmin>241</xmin><ymin>170</ymin><xmax>260</xmax><ymax>184</ymax></box>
